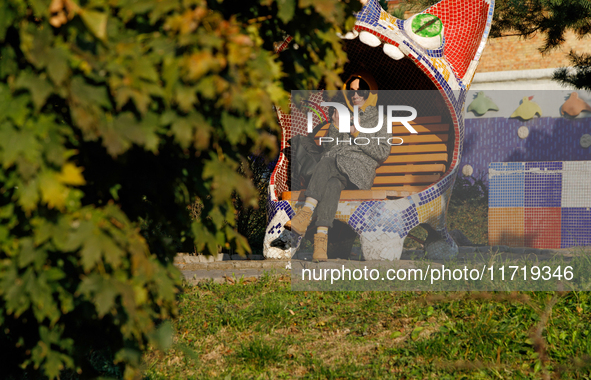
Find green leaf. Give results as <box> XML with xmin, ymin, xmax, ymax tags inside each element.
<box><xmin>135</xmin><ymin>59</ymin><xmax>159</xmax><ymax>82</ymax></box>
<box><xmin>29</xmin><ymin>0</ymin><xmax>50</xmax><ymax>18</ymax></box>
<box><xmin>18</xmin><ymin>238</ymin><xmax>46</xmax><ymax>269</ymax></box>
<box><xmin>148</xmin><ymin>321</ymin><xmax>174</xmax><ymax>351</ymax></box>
<box><xmin>277</xmin><ymin>0</ymin><xmax>295</xmax><ymax>23</ymax></box>
<box><xmin>94</xmin><ymin>279</ymin><xmax>118</xmax><ymax>316</ymax></box>
<box><xmin>203</xmin><ymin>156</ymin><xmax>256</xmax><ymax>205</ymax></box>
<box><xmin>174</xmin><ymin>85</ymin><xmax>197</xmax><ymax>113</ymax></box>
<box><xmin>14</xmin><ymin>71</ymin><xmax>53</xmax><ymax>111</ymax></box>
<box><xmin>0</xmin><ymin>46</ymin><xmax>18</xmax><ymax>79</ymax></box>
<box><xmin>46</xmin><ymin>46</ymin><xmax>70</xmax><ymax>86</ymax></box>
<box><xmin>194</xmin><ymin>112</ymin><xmax>212</xmax><ymax>150</ymax></box>
<box><xmin>0</xmin><ymin>122</ymin><xmax>35</xmax><ymax>168</ymax></box>
<box><xmin>80</xmin><ymin>234</ymin><xmax>102</xmax><ymax>272</ymax></box>
<box><xmin>221</xmin><ymin>112</ymin><xmax>256</xmax><ymax>145</ymax></box>
<box><xmin>17</xmin><ymin>178</ymin><xmax>40</xmax><ymax>213</ymax></box>
<box><xmin>0</xmin><ymin>3</ymin><xmax>15</xmax><ymax>41</ymax></box>
<box><xmin>171</xmin><ymin>118</ymin><xmax>193</xmax><ymax>149</ymax></box>
<box><xmin>5</xmin><ymin>95</ymin><xmax>32</xmax><ymax>126</ymax></box>
<box><xmin>20</xmin><ymin>26</ymin><xmax>52</xmax><ymax>69</ymax></box>
<box><xmin>70</xmin><ymin>76</ymin><xmax>111</xmax><ymax>109</ymax></box>
<box><xmin>79</xmin><ymin>9</ymin><xmax>108</xmax><ymax>40</ymax></box>
<box><xmin>411</xmin><ymin>327</ymin><xmax>424</xmax><ymax>340</ymax></box>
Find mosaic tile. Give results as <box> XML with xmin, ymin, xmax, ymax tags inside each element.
<box><xmin>489</xmin><ymin>161</ymin><xmax>591</xmax><ymax>249</ymax></box>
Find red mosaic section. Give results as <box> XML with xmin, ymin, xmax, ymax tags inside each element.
<box><xmin>524</xmin><ymin>208</ymin><xmax>562</xmax><ymax>249</ymax></box>
<box><xmin>426</xmin><ymin>0</ymin><xmax>490</xmax><ymax>79</ymax></box>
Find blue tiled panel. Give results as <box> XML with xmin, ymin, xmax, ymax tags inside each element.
<box><xmin>489</xmin><ymin>171</ymin><xmax>524</xmax><ymax>208</ymax></box>
<box><xmin>348</xmin><ymin>201</ymin><xmax>374</xmax><ymax>233</ymax></box>
<box><xmin>524</xmin><ymin>172</ymin><xmax>562</xmax><ymax>208</ymax></box>
<box><xmin>526</xmin><ymin>162</ymin><xmax>563</xmax><ymax>171</ymax></box>
<box><xmin>357</xmin><ymin>1</ymin><xmax>383</xmax><ymax>28</ymax></box>
<box><xmin>267</xmin><ymin>200</ymin><xmax>294</xmax><ymax>222</ymax></box>
<box><xmin>462</xmin><ymin>118</ymin><xmax>591</xmax><ymax>180</ymax></box>
<box><xmin>401</xmin><ymin>204</ymin><xmax>419</xmax><ymax>235</ymax></box>
<box><xmin>561</xmin><ymin>208</ymin><xmax>591</xmax><ymax>248</ymax></box>
<box><xmin>490</xmin><ymin>162</ymin><xmax>525</xmax><ymax>172</ymax></box>
<box><xmin>418</xmin><ymin>186</ymin><xmax>441</xmax><ymax>206</ymax></box>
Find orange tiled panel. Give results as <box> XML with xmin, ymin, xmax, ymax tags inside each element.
<box><xmin>488</xmin><ymin>207</ymin><xmax>524</xmax><ymax>247</ymax></box>
<box><xmin>524</xmin><ymin>208</ymin><xmax>562</xmax><ymax>249</ymax></box>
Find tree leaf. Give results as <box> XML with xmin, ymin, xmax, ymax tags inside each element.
<box><xmin>277</xmin><ymin>0</ymin><xmax>295</xmax><ymax>23</ymax></box>
<box><xmin>56</xmin><ymin>163</ymin><xmax>86</xmax><ymax>186</ymax></box>
<box><xmin>16</xmin><ymin>178</ymin><xmax>40</xmax><ymax>213</ymax></box>
<box><xmin>79</xmin><ymin>9</ymin><xmax>108</xmax><ymax>40</ymax></box>
<box><xmin>14</xmin><ymin>71</ymin><xmax>53</xmax><ymax>111</ymax></box>
<box><xmin>70</xmin><ymin>76</ymin><xmax>111</xmax><ymax>109</ymax></box>
<box><xmin>5</xmin><ymin>95</ymin><xmax>31</xmax><ymax>126</ymax></box>
<box><xmin>174</xmin><ymin>85</ymin><xmax>197</xmax><ymax>112</ymax></box>
<box><xmin>39</xmin><ymin>171</ymin><xmax>69</xmax><ymax>210</ymax></box>
<box><xmin>46</xmin><ymin>46</ymin><xmax>69</xmax><ymax>86</ymax></box>
<box><xmin>171</xmin><ymin>118</ymin><xmax>193</xmax><ymax>149</ymax></box>
<box><xmin>0</xmin><ymin>3</ymin><xmax>15</xmax><ymax>41</ymax></box>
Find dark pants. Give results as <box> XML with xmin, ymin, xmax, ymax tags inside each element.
<box><xmin>305</xmin><ymin>156</ymin><xmax>354</xmax><ymax>228</ymax></box>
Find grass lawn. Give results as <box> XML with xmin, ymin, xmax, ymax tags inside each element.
<box><xmin>143</xmin><ymin>274</ymin><xmax>591</xmax><ymax>379</ymax></box>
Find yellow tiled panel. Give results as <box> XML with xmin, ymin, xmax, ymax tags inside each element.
<box><xmin>417</xmin><ymin>197</ymin><xmax>443</xmax><ymax>228</ymax></box>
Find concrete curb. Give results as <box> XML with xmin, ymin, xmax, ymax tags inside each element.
<box><xmin>177</xmin><ymin>246</ymin><xmax>588</xmax><ymax>283</ymax></box>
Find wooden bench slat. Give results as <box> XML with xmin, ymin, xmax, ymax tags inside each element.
<box><xmin>390</xmin><ymin>143</ymin><xmax>447</xmax><ymax>154</ymax></box>
<box><xmin>410</xmin><ymin>116</ymin><xmax>441</xmax><ymax>124</ymax></box>
<box><xmin>371</xmin><ymin>184</ymin><xmax>431</xmax><ymax>196</ymax></box>
<box><xmin>315</xmin><ymin>133</ymin><xmax>448</xmax><ymax>144</ymax></box>
<box><xmin>316</xmin><ymin>125</ymin><xmax>448</xmax><ymax>137</ymax></box>
<box><xmin>384</xmin><ymin>153</ymin><xmax>448</xmax><ymax>164</ymax></box>
<box><xmin>282</xmin><ymin>190</ymin><xmax>388</xmax><ymax>201</ymax></box>
<box><xmin>391</xmin><ymin>124</ymin><xmax>449</xmax><ymax>135</ymax></box>
<box><xmin>400</xmin><ymin>134</ymin><xmax>448</xmax><ymax>143</ymax></box>
<box><xmin>376</xmin><ymin>163</ymin><xmax>446</xmax><ymax>174</ymax></box>
<box><xmin>373</xmin><ymin>174</ymin><xmax>441</xmax><ymax>185</ymax></box>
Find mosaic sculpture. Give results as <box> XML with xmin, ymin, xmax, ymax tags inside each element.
<box><xmin>489</xmin><ymin>161</ymin><xmax>591</xmax><ymax>249</ymax></box>
<box><xmin>510</xmin><ymin>96</ymin><xmax>542</xmax><ymax>121</ymax></box>
<box><xmin>467</xmin><ymin>91</ymin><xmax>498</xmax><ymax>116</ymax></box>
<box><xmin>264</xmin><ymin>0</ymin><xmax>495</xmax><ymax>260</ymax></box>
<box><xmin>561</xmin><ymin>92</ymin><xmax>591</xmax><ymax>117</ymax></box>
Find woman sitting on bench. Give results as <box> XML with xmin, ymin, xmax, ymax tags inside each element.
<box><xmin>284</xmin><ymin>73</ymin><xmax>390</xmax><ymax>261</ymax></box>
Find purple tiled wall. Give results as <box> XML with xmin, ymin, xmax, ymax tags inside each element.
<box><xmin>461</xmin><ymin>117</ymin><xmax>591</xmax><ymax>180</ymax></box>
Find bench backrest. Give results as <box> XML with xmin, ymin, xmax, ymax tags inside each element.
<box><xmin>281</xmin><ymin>116</ymin><xmax>450</xmax><ymax>201</ymax></box>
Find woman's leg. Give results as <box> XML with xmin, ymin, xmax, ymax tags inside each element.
<box><xmin>286</xmin><ymin>156</ymin><xmax>346</xmax><ymax>236</ymax></box>
<box><xmin>314</xmin><ymin>176</ymin><xmax>346</xmax><ymax>228</ymax></box>
<box><xmin>305</xmin><ymin>156</ymin><xmax>346</xmax><ymax>203</ymax></box>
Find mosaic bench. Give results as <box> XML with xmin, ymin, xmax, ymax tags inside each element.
<box><xmin>263</xmin><ymin>0</ymin><xmax>495</xmax><ymax>261</ymax></box>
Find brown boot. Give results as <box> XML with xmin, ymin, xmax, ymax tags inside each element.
<box><xmin>313</xmin><ymin>233</ymin><xmax>328</xmax><ymax>262</ymax></box>
<box><xmin>284</xmin><ymin>206</ymin><xmax>314</xmax><ymax>236</ymax></box>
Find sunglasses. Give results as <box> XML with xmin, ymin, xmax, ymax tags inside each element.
<box><xmin>347</xmin><ymin>89</ymin><xmax>369</xmax><ymax>99</ymax></box>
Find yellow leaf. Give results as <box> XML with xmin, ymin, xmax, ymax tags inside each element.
<box><xmin>56</xmin><ymin>163</ymin><xmax>86</xmax><ymax>186</ymax></box>
<box><xmin>39</xmin><ymin>172</ymin><xmax>69</xmax><ymax>210</ymax></box>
